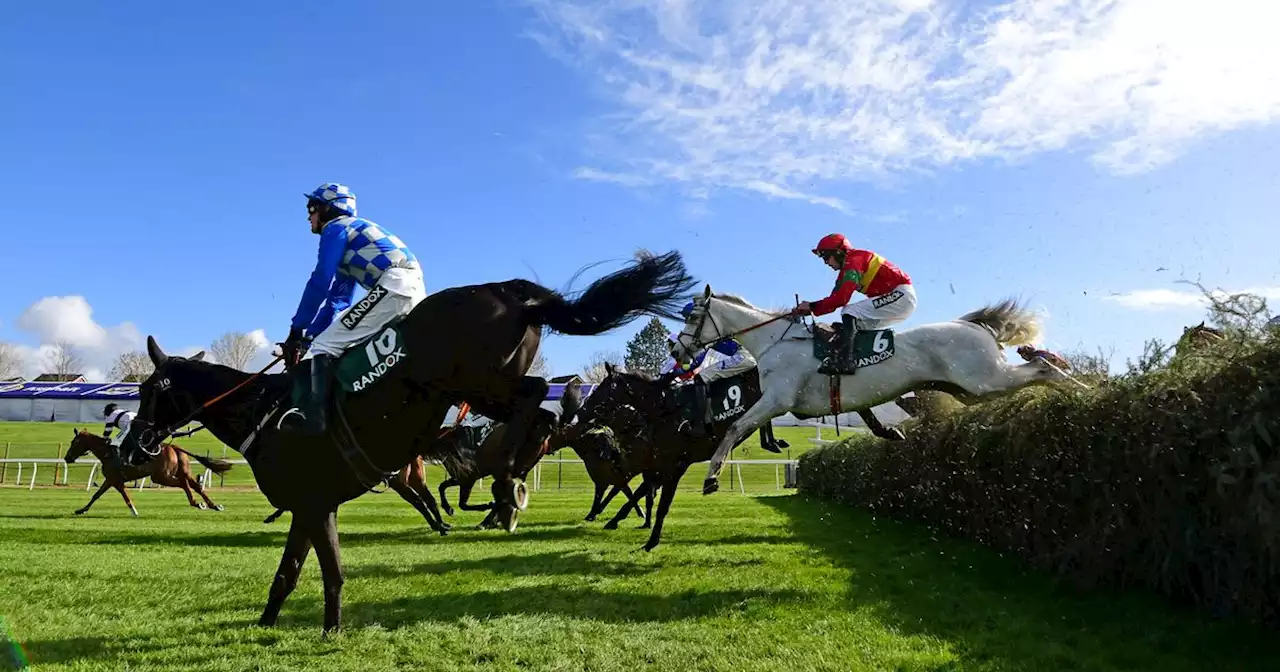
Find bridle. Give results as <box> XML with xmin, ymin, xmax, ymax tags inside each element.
<box><xmin>674</xmin><ymin>296</ymin><xmax>797</xmax><ymax>362</ymax></box>
<box><xmin>135</xmin><ymin>355</ymin><xmax>283</xmax><ymax>453</ymax></box>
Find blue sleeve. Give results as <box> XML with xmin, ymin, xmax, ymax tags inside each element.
<box><xmin>290</xmin><ymin>224</ymin><xmax>347</xmax><ymax>332</ymax></box>
<box><xmin>308</xmin><ymin>274</ymin><xmax>355</xmax><ymax>335</ymax></box>
<box><xmin>712</xmin><ymin>340</ymin><xmax>740</xmax><ymax>356</ymax></box>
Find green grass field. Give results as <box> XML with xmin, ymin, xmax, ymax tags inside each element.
<box><xmin>2</xmin><ymin>489</ymin><xmax>1277</xmax><ymax>671</ymax></box>
<box><xmin>0</xmin><ymin>421</ymin><xmax>836</xmax><ymax>494</ymax></box>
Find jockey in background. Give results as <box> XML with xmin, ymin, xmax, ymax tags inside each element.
<box><xmin>103</xmin><ymin>402</ymin><xmax>135</xmax><ymax>468</ymax></box>
<box><xmin>279</xmin><ymin>182</ymin><xmax>427</xmax><ymax>436</ymax></box>
<box><xmin>793</xmin><ymin>233</ymin><xmax>916</xmax><ymax>375</ymax></box>
<box><xmin>659</xmin><ymin>301</ymin><xmax>758</xmax><ymax>439</ymax></box>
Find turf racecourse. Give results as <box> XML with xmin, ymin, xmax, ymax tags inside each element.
<box><xmin>2</xmin><ymin>490</ymin><xmax>1276</xmax><ymax>672</ymax></box>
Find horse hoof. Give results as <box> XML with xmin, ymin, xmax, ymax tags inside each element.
<box><xmin>702</xmin><ymin>478</ymin><xmax>719</xmax><ymax>495</ymax></box>
<box><xmin>213</xmin><ymin>504</ymin><xmax>225</xmax><ymax>512</ymax></box>
<box><xmin>603</xmin><ymin>521</ymin><xmax>619</xmax><ymax>530</ymax></box>
<box><xmin>73</xmin><ymin>509</ymin><xmax>85</xmax><ymax>516</ymax></box>
<box><xmin>512</xmin><ymin>480</ymin><xmax>529</xmax><ymax>511</ymax></box>
<box><xmin>504</xmin><ymin>507</ymin><xmax>520</xmax><ymax>533</ymax></box>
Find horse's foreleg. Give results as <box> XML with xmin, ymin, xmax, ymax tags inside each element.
<box><xmin>457</xmin><ymin>480</ymin><xmax>491</xmax><ymax>512</ymax></box>
<box><xmin>305</xmin><ymin>510</ymin><xmax>344</xmax><ymax>634</ymax></box>
<box><xmin>643</xmin><ymin>464</ymin><xmax>690</xmax><ymax>552</ymax></box>
<box><xmin>75</xmin><ymin>481</ymin><xmax>113</xmax><ymax>515</ymax></box>
<box><xmin>258</xmin><ymin>516</ymin><xmax>312</xmax><ymax>628</ymax></box>
<box><xmin>703</xmin><ymin>394</ymin><xmax>790</xmax><ymax>494</ymax></box>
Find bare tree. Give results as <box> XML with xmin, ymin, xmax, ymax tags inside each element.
<box><xmin>210</xmin><ymin>331</ymin><xmax>260</xmax><ymax>371</ymax></box>
<box><xmin>528</xmin><ymin>350</ymin><xmax>551</xmax><ymax>378</ymax></box>
<box><xmin>108</xmin><ymin>351</ymin><xmax>154</xmax><ymax>382</ymax></box>
<box><xmin>48</xmin><ymin>340</ymin><xmax>84</xmax><ymax>377</ymax></box>
<box><xmin>580</xmin><ymin>350</ymin><xmax>623</xmax><ymax>383</ymax></box>
<box><xmin>0</xmin><ymin>342</ymin><xmax>21</xmax><ymax>380</ymax></box>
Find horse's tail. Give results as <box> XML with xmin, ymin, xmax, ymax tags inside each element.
<box><xmin>957</xmin><ymin>297</ymin><xmax>1041</xmax><ymax>347</ymax></box>
<box><xmin>173</xmin><ymin>446</ymin><xmax>235</xmax><ymax>474</ymax></box>
<box><xmin>524</xmin><ymin>250</ymin><xmax>697</xmax><ymax>336</ymax></box>
<box><xmin>422</xmin><ymin>430</ymin><xmax>481</xmax><ymax>479</ymax></box>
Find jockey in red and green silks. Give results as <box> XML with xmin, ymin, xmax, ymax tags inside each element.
<box><xmin>793</xmin><ymin>233</ymin><xmax>917</xmax><ymax>375</ymax></box>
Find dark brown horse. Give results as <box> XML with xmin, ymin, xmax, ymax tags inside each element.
<box><xmin>432</xmin><ymin>381</ymin><xmax>583</xmax><ymax>529</ymax></box>
<box><xmin>568</xmin><ymin>362</ymin><xmax>768</xmax><ymax>551</ymax></box>
<box><xmin>122</xmin><ymin>249</ymin><xmax>695</xmax><ymax>633</ymax></box>
<box><xmin>64</xmin><ymin>429</ymin><xmax>234</xmax><ymax>516</ymax></box>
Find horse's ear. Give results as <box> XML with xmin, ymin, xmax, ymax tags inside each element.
<box><xmin>605</xmin><ymin>362</ymin><xmax>615</xmax><ymax>375</ymax></box>
<box><xmin>147</xmin><ymin>335</ymin><xmax>169</xmax><ymax>366</ymax></box>
<box><xmin>189</xmin><ymin>350</ymin><xmax>206</xmax><ymax>362</ymax></box>
<box><xmin>72</xmin><ymin>428</ymin><xmax>78</xmax><ymax>439</ymax></box>
<box><xmin>703</xmin><ymin>284</ymin><xmax>711</xmax><ymax>300</ymax></box>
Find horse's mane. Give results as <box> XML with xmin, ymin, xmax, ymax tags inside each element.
<box><xmin>711</xmin><ymin>292</ymin><xmax>792</xmax><ymax>318</ymax></box>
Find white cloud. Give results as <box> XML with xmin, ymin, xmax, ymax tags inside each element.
<box><xmin>1104</xmin><ymin>286</ymin><xmax>1280</xmax><ymax>311</ymax></box>
<box><xmin>4</xmin><ymin>295</ymin><xmax>275</xmax><ymax>381</ymax></box>
<box><xmin>527</xmin><ymin>0</ymin><xmax>1280</xmax><ymax>209</ymax></box>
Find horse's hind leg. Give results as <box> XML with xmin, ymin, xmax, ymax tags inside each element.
<box><xmin>115</xmin><ymin>483</ymin><xmax>138</xmax><ymax>517</ymax></box>
<box><xmin>603</xmin><ymin>479</ymin><xmax>651</xmax><ymax>530</ymax></box>
<box><xmin>258</xmin><ymin>516</ymin><xmax>313</xmax><ymax>628</ymax></box>
<box><xmin>389</xmin><ymin>477</ymin><xmax>450</xmax><ymax>535</ymax></box>
<box><xmin>189</xmin><ymin>476</ymin><xmax>224</xmax><ymax>512</ymax></box>
<box><xmin>176</xmin><ymin>472</ymin><xmax>205</xmax><ymax>510</ymax></box>
<box><xmin>490</xmin><ymin>376</ymin><xmax>550</xmax><ymax>532</ymax></box>
<box><xmin>585</xmin><ymin>482</ymin><xmax>608</xmax><ymax>521</ymax></box>
<box><xmin>437</xmin><ymin>478</ymin><xmax>457</xmax><ymax>517</ymax></box>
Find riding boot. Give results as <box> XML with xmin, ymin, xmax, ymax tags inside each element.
<box><xmin>280</xmin><ymin>355</ymin><xmax>332</xmax><ymax>436</ymax></box>
<box><xmin>818</xmin><ymin>315</ymin><xmax>856</xmax><ymax>375</ymax></box>
<box><xmin>303</xmin><ymin>354</ymin><xmax>332</xmax><ymax>434</ymax></box>
<box><xmin>839</xmin><ymin>314</ymin><xmax>859</xmax><ymax>375</ymax></box>
<box><xmin>680</xmin><ymin>378</ymin><xmax>709</xmax><ymax>438</ymax></box>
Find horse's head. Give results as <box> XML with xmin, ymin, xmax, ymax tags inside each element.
<box><xmin>64</xmin><ymin>429</ymin><xmax>101</xmax><ymax>463</ymax></box>
<box><xmin>121</xmin><ymin>336</ymin><xmax>211</xmax><ymax>457</ymax></box>
<box><xmin>671</xmin><ymin>284</ymin><xmax>790</xmax><ymax>367</ymax></box>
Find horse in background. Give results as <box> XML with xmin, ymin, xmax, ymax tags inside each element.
<box><xmin>63</xmin><ymin>429</ymin><xmax>233</xmax><ymax>516</ymax></box>
<box><xmin>431</xmin><ymin>380</ymin><xmax>584</xmax><ymax>530</ymax></box>
<box><xmin>672</xmin><ymin>287</ymin><xmax>1074</xmax><ymax>494</ymax></box>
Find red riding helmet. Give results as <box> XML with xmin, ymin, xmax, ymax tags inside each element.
<box><xmin>812</xmin><ymin>233</ymin><xmax>853</xmax><ymax>257</ymax></box>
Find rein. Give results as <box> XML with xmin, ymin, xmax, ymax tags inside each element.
<box><xmin>139</xmin><ymin>355</ymin><xmax>283</xmax><ymax>451</ymax></box>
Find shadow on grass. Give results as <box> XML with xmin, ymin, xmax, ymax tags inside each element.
<box><xmin>292</xmin><ymin>583</ymin><xmax>804</xmax><ymax>629</ymax></box>
<box><xmin>761</xmin><ymin>494</ymin><xmax>1280</xmax><ymax>672</ymax></box>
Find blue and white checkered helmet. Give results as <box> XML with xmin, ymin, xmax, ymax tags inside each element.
<box><xmin>304</xmin><ymin>182</ymin><xmax>357</xmax><ymax>217</ymax></box>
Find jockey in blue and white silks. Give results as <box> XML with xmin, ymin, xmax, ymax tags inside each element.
<box><xmin>660</xmin><ymin>300</ymin><xmax>758</xmax><ymax>438</ymax></box>
<box><xmin>279</xmin><ymin>182</ymin><xmax>427</xmax><ymax>435</ymax></box>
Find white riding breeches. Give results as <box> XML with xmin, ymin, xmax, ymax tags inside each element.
<box><xmin>698</xmin><ymin>349</ymin><xmax>757</xmax><ymax>383</ymax></box>
<box><xmin>307</xmin><ymin>266</ymin><xmax>427</xmax><ymax>358</ymax></box>
<box><xmin>841</xmin><ymin>283</ymin><xmax>917</xmax><ymax>330</ymax></box>
<box><xmin>108</xmin><ymin>424</ymin><xmax>131</xmax><ymax>448</ymax></box>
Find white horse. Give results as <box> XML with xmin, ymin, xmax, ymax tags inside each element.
<box><xmin>671</xmin><ymin>285</ymin><xmax>1073</xmax><ymax>494</ymax></box>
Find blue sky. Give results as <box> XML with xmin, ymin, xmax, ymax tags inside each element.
<box><xmin>2</xmin><ymin>0</ymin><xmax>1278</xmax><ymax>381</ymax></box>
